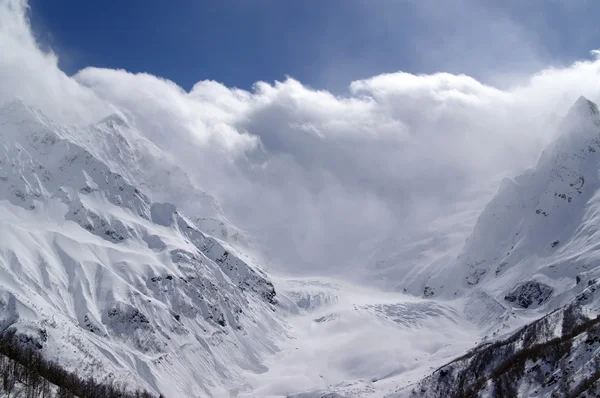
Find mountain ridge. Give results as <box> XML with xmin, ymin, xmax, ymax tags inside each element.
<box><xmin>0</xmin><ymin>98</ymin><xmax>284</xmax><ymax>397</ymax></box>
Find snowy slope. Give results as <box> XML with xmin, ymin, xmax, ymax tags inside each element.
<box><xmin>404</xmin><ymin>283</ymin><xmax>600</xmax><ymax>398</ymax></box>
<box><xmin>410</xmin><ymin>97</ymin><xmax>600</xmax><ymax>316</ymax></box>
<box><xmin>5</xmin><ymin>99</ymin><xmax>250</xmax><ymax>248</ymax></box>
<box><xmin>0</xmin><ymin>99</ymin><xmax>283</xmax><ymax>397</ymax></box>
<box><xmin>242</xmin><ymin>278</ymin><xmax>479</xmax><ymax>398</ymax></box>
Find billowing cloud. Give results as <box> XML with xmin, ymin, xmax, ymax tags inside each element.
<box><xmin>0</xmin><ymin>0</ymin><xmax>109</xmax><ymax>122</ymax></box>
<box><xmin>2</xmin><ymin>0</ymin><xmax>600</xmax><ymax>280</ymax></box>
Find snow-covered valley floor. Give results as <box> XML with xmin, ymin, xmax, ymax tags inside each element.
<box><xmin>240</xmin><ymin>278</ymin><xmax>482</xmax><ymax>397</ymax></box>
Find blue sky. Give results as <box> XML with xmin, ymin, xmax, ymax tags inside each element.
<box><xmin>28</xmin><ymin>0</ymin><xmax>600</xmax><ymax>92</ymax></box>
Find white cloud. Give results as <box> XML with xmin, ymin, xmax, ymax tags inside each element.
<box><xmin>3</xmin><ymin>0</ymin><xmax>600</xmax><ymax>278</ymax></box>
<box><xmin>0</xmin><ymin>0</ymin><xmax>109</xmax><ymax>123</ymax></box>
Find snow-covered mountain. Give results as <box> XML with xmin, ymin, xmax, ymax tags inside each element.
<box><xmin>3</xmin><ymin>95</ymin><xmax>600</xmax><ymax>398</ymax></box>
<box><xmin>391</xmin><ymin>96</ymin><xmax>600</xmax><ymax>397</ymax></box>
<box><xmin>0</xmin><ymin>99</ymin><xmax>283</xmax><ymax>397</ymax></box>
<box><xmin>399</xmin><ymin>96</ymin><xmax>600</xmax><ymax>311</ymax></box>
<box><xmin>433</xmin><ymin>96</ymin><xmax>600</xmax><ymax>299</ymax></box>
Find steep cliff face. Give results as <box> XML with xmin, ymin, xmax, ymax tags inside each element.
<box><xmin>0</xmin><ymin>100</ymin><xmax>282</xmax><ymax>397</ymax></box>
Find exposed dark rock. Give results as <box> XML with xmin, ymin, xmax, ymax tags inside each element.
<box><xmin>504</xmin><ymin>281</ymin><xmax>553</xmax><ymax>308</ymax></box>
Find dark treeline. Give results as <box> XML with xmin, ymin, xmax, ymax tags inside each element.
<box><xmin>454</xmin><ymin>312</ymin><xmax>600</xmax><ymax>398</ymax></box>
<box><xmin>413</xmin><ymin>303</ymin><xmax>600</xmax><ymax>398</ymax></box>
<box><xmin>0</xmin><ymin>329</ymin><xmax>163</xmax><ymax>398</ymax></box>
